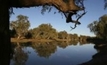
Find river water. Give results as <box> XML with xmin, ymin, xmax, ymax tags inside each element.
<box><xmin>10</xmin><ymin>41</ymin><xmax>97</xmax><ymax>65</ymax></box>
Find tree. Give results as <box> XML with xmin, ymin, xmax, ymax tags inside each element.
<box><xmin>10</xmin><ymin>15</ymin><xmax>30</xmax><ymax>39</ymax></box>
<box><xmin>30</xmin><ymin>28</ymin><xmax>41</xmax><ymax>39</ymax></box>
<box><xmin>88</xmin><ymin>14</ymin><xmax>107</xmax><ymax>40</ymax></box>
<box><xmin>58</xmin><ymin>30</ymin><xmax>68</xmax><ymax>39</ymax></box>
<box><xmin>38</xmin><ymin>23</ymin><xmax>58</xmax><ymax>39</ymax></box>
<box><xmin>38</xmin><ymin>23</ymin><xmax>52</xmax><ymax>39</ymax></box>
<box><xmin>30</xmin><ymin>23</ymin><xmax>57</xmax><ymax>39</ymax></box>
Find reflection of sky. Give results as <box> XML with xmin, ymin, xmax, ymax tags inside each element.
<box><xmin>10</xmin><ymin>43</ymin><xmax>97</xmax><ymax>65</ymax></box>
<box><xmin>10</xmin><ymin>0</ymin><xmax>107</xmax><ymax>36</ymax></box>
<box><xmin>53</xmin><ymin>43</ymin><xmax>97</xmax><ymax>65</ymax></box>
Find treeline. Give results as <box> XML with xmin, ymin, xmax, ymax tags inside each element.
<box><xmin>10</xmin><ymin>14</ymin><xmax>90</xmax><ymax>42</ymax></box>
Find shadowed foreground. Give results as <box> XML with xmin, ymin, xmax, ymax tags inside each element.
<box><xmin>80</xmin><ymin>42</ymin><xmax>107</xmax><ymax>65</ymax></box>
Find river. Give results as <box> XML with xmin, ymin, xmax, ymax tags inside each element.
<box><xmin>10</xmin><ymin>41</ymin><xmax>97</xmax><ymax>65</ymax></box>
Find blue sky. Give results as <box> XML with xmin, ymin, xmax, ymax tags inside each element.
<box><xmin>10</xmin><ymin>0</ymin><xmax>107</xmax><ymax>36</ymax></box>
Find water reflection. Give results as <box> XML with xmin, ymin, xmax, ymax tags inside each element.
<box><xmin>10</xmin><ymin>41</ymin><xmax>97</xmax><ymax>65</ymax></box>
<box><xmin>11</xmin><ymin>42</ymin><xmax>29</xmax><ymax>65</ymax></box>
<box><xmin>32</xmin><ymin>42</ymin><xmax>57</xmax><ymax>58</ymax></box>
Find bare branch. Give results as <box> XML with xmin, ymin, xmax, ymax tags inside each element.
<box><xmin>63</xmin><ymin>0</ymin><xmax>87</xmax><ymax>30</ymax></box>
<box><xmin>77</xmin><ymin>11</ymin><xmax>87</xmax><ymax>21</ymax></box>
<box><xmin>70</xmin><ymin>11</ymin><xmax>86</xmax><ymax>30</ymax></box>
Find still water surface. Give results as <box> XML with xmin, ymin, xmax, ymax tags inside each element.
<box><xmin>10</xmin><ymin>42</ymin><xmax>97</xmax><ymax>65</ymax></box>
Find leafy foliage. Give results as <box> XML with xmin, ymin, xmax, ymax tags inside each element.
<box><xmin>88</xmin><ymin>14</ymin><xmax>107</xmax><ymax>40</ymax></box>
<box><xmin>58</xmin><ymin>31</ymin><xmax>68</xmax><ymax>39</ymax></box>
<box><xmin>10</xmin><ymin>15</ymin><xmax>30</xmax><ymax>39</ymax></box>
<box><xmin>30</xmin><ymin>23</ymin><xmax>57</xmax><ymax>39</ymax></box>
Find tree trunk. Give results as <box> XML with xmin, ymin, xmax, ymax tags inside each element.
<box><xmin>10</xmin><ymin>0</ymin><xmax>82</xmax><ymax>12</ymax></box>
<box><xmin>46</xmin><ymin>34</ymin><xmax>51</xmax><ymax>40</ymax></box>
<box><xmin>0</xmin><ymin>0</ymin><xmax>11</xmax><ymax>65</ymax></box>
<box><xmin>17</xmin><ymin>34</ymin><xmax>21</xmax><ymax>39</ymax></box>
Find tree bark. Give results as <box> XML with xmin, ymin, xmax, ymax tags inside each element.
<box><xmin>0</xmin><ymin>0</ymin><xmax>11</xmax><ymax>65</ymax></box>
<box><xmin>10</xmin><ymin>0</ymin><xmax>82</xmax><ymax>12</ymax></box>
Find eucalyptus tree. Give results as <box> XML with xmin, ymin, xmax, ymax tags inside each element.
<box><xmin>29</xmin><ymin>28</ymin><xmax>41</xmax><ymax>39</ymax></box>
<box><xmin>58</xmin><ymin>30</ymin><xmax>68</xmax><ymax>40</ymax></box>
<box><xmin>38</xmin><ymin>23</ymin><xmax>52</xmax><ymax>39</ymax></box>
<box><xmin>10</xmin><ymin>15</ymin><xmax>30</xmax><ymax>39</ymax></box>
<box><xmin>72</xmin><ymin>33</ymin><xmax>79</xmax><ymax>40</ymax></box>
<box><xmin>88</xmin><ymin>14</ymin><xmax>107</xmax><ymax>40</ymax></box>
<box><xmin>48</xmin><ymin>28</ymin><xmax>58</xmax><ymax>40</ymax></box>
<box><xmin>31</xmin><ymin>23</ymin><xmax>57</xmax><ymax>39</ymax></box>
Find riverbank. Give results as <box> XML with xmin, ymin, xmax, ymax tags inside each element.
<box><xmin>11</xmin><ymin>38</ymin><xmax>54</xmax><ymax>42</ymax></box>
<box><xmin>11</xmin><ymin>38</ymin><xmax>71</xmax><ymax>42</ymax></box>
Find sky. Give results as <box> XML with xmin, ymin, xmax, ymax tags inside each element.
<box><xmin>10</xmin><ymin>0</ymin><xmax>107</xmax><ymax>36</ymax></box>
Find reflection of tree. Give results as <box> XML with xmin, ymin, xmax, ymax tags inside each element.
<box><xmin>12</xmin><ymin>42</ymin><xmax>28</xmax><ymax>65</ymax></box>
<box><xmin>32</xmin><ymin>42</ymin><xmax>57</xmax><ymax>58</ymax></box>
<box><xmin>79</xmin><ymin>35</ymin><xmax>89</xmax><ymax>44</ymax></box>
<box><xmin>69</xmin><ymin>41</ymin><xmax>78</xmax><ymax>46</ymax></box>
<box><xmin>80</xmin><ymin>43</ymin><xmax>107</xmax><ymax>65</ymax></box>
<box><xmin>79</xmin><ymin>41</ymin><xmax>88</xmax><ymax>45</ymax></box>
<box><xmin>57</xmin><ymin>42</ymin><xmax>69</xmax><ymax>48</ymax></box>
<box><xmin>57</xmin><ymin>41</ymin><xmax>79</xmax><ymax>48</ymax></box>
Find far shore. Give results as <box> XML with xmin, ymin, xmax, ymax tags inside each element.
<box><xmin>11</xmin><ymin>38</ymin><xmax>71</xmax><ymax>42</ymax></box>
